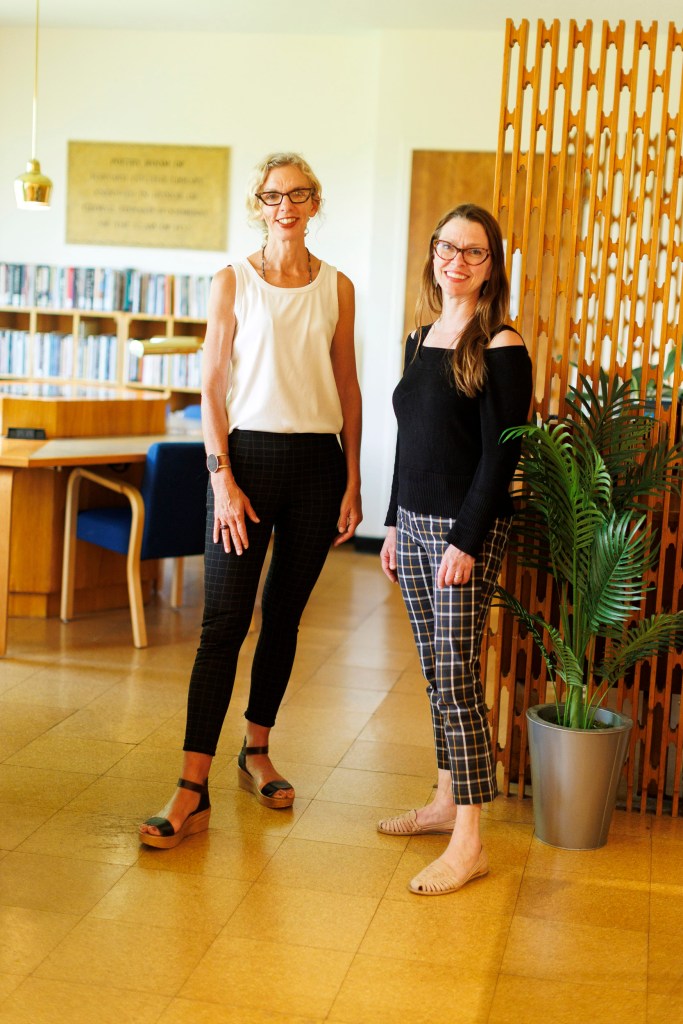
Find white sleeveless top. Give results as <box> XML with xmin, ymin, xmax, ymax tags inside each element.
<box><xmin>227</xmin><ymin>258</ymin><xmax>343</xmax><ymax>434</ymax></box>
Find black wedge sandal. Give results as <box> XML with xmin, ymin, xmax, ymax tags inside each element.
<box><xmin>237</xmin><ymin>738</ymin><xmax>294</xmax><ymax>809</ymax></box>
<box><xmin>139</xmin><ymin>777</ymin><xmax>211</xmax><ymax>849</ymax></box>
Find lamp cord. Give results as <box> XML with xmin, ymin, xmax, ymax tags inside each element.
<box><xmin>31</xmin><ymin>0</ymin><xmax>40</xmax><ymax>160</ymax></box>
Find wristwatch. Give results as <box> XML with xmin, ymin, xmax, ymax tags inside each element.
<box><xmin>206</xmin><ymin>453</ymin><xmax>231</xmax><ymax>473</ymax></box>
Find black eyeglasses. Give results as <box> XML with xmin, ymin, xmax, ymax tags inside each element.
<box><xmin>255</xmin><ymin>187</ymin><xmax>316</xmax><ymax>206</ymax></box>
<box><xmin>433</xmin><ymin>240</ymin><xmax>490</xmax><ymax>266</ymax></box>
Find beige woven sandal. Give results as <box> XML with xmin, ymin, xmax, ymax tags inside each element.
<box><xmin>377</xmin><ymin>808</ymin><xmax>457</xmax><ymax>836</ymax></box>
<box><xmin>408</xmin><ymin>849</ymin><xmax>489</xmax><ymax>895</ymax></box>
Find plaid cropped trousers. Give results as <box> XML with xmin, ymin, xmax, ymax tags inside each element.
<box><xmin>396</xmin><ymin>506</ymin><xmax>510</xmax><ymax>805</ymax></box>
<box><xmin>184</xmin><ymin>430</ymin><xmax>346</xmax><ymax>756</ymax></box>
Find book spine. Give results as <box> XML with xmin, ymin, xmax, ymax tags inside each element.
<box><xmin>10</xmin><ymin>265</ymin><xmax>22</xmax><ymax>306</ymax></box>
<box><xmin>65</xmin><ymin>334</ymin><xmax>74</xmax><ymax>378</ymax></box>
<box><xmin>23</xmin><ymin>265</ymin><xmax>36</xmax><ymax>306</ymax></box>
<box><xmin>64</xmin><ymin>267</ymin><xmax>74</xmax><ymax>309</ymax></box>
<box><xmin>123</xmin><ymin>269</ymin><xmax>133</xmax><ymax>312</ymax></box>
<box><xmin>76</xmin><ymin>335</ymin><xmax>85</xmax><ymax>378</ymax></box>
<box><xmin>35</xmin><ymin>265</ymin><xmax>50</xmax><ymax>307</ymax></box>
<box><xmin>0</xmin><ymin>331</ymin><xmax>7</xmax><ymax>373</ymax></box>
<box><xmin>93</xmin><ymin>267</ymin><xmax>104</xmax><ymax>311</ymax></box>
<box><xmin>84</xmin><ymin>267</ymin><xmax>95</xmax><ymax>310</ymax></box>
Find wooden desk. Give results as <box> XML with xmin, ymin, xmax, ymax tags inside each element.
<box><xmin>0</xmin><ymin>433</ymin><xmax>172</xmax><ymax>469</ymax></box>
<box><xmin>0</xmin><ymin>433</ymin><xmax>202</xmax><ymax>656</ymax></box>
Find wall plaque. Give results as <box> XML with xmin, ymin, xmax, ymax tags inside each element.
<box><xmin>66</xmin><ymin>142</ymin><xmax>229</xmax><ymax>250</ymax></box>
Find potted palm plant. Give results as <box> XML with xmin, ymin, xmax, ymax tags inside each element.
<box><xmin>496</xmin><ymin>370</ymin><xmax>683</xmax><ymax>849</ymax></box>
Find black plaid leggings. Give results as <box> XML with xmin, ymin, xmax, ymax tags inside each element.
<box><xmin>184</xmin><ymin>430</ymin><xmax>346</xmax><ymax>756</ymax></box>
<box><xmin>396</xmin><ymin>507</ymin><xmax>510</xmax><ymax>805</ymax></box>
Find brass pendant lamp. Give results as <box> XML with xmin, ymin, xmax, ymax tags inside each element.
<box><xmin>14</xmin><ymin>0</ymin><xmax>53</xmax><ymax>210</ymax></box>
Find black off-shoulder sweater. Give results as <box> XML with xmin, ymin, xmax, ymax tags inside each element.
<box><xmin>385</xmin><ymin>325</ymin><xmax>533</xmax><ymax>557</ymax></box>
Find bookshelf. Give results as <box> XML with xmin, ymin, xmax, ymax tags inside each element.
<box><xmin>0</xmin><ymin>263</ymin><xmax>209</xmax><ymax>405</ymax></box>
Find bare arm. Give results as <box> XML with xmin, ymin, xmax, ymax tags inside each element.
<box><xmin>201</xmin><ymin>267</ymin><xmax>259</xmax><ymax>554</ymax></box>
<box><xmin>330</xmin><ymin>272</ymin><xmax>362</xmax><ymax>545</ymax></box>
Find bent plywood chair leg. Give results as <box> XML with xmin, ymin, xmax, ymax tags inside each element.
<box><xmin>60</xmin><ymin>469</ymin><xmax>84</xmax><ymax>623</ymax></box>
<box><xmin>125</xmin><ymin>489</ymin><xmax>147</xmax><ymax>648</ymax></box>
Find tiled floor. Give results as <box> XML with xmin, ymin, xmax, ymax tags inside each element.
<box><xmin>1</xmin><ymin>546</ymin><xmax>681</xmax><ymax>1023</ymax></box>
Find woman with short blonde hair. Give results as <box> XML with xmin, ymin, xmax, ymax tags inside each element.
<box><xmin>140</xmin><ymin>152</ymin><xmax>362</xmax><ymax>849</ymax></box>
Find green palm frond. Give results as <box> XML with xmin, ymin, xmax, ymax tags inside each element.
<box><xmin>540</xmin><ymin>621</ymin><xmax>586</xmax><ymax>691</ymax></box>
<box><xmin>599</xmin><ymin>613</ymin><xmax>683</xmax><ymax>686</ymax></box>
<box><xmin>576</xmin><ymin>435</ymin><xmax>614</xmax><ymax>508</ymax></box>
<box><xmin>494</xmin><ymin>587</ymin><xmax>584</xmax><ymax>691</ymax></box>
<box><xmin>612</xmin><ymin>441</ymin><xmax>683</xmax><ymax>512</ymax></box>
<box><xmin>493</xmin><ymin>588</ymin><xmax>556</xmax><ymax>679</ymax></box>
<box><xmin>584</xmin><ymin>513</ymin><xmax>658</xmax><ymax>632</ymax></box>
<box><xmin>565</xmin><ymin>369</ymin><xmax>683</xmax><ymax>508</ymax></box>
<box><xmin>566</xmin><ymin>371</ymin><xmax>651</xmax><ymax>468</ymax></box>
<box><xmin>504</xmin><ymin>422</ymin><xmax>607</xmax><ymax>586</ymax></box>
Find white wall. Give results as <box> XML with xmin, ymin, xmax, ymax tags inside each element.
<box><xmin>0</xmin><ymin>23</ymin><xmax>506</xmax><ymax>536</ymax></box>
<box><xmin>361</xmin><ymin>30</ymin><xmax>506</xmax><ymax>534</ymax></box>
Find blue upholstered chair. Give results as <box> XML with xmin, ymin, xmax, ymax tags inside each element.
<box><xmin>60</xmin><ymin>442</ymin><xmax>208</xmax><ymax>647</ymax></box>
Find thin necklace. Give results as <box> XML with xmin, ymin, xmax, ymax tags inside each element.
<box><xmin>261</xmin><ymin>245</ymin><xmax>312</xmax><ymax>284</ymax></box>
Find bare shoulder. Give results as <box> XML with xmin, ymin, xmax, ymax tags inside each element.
<box><xmin>208</xmin><ymin>265</ymin><xmax>236</xmax><ymax>307</ymax></box>
<box><xmin>337</xmin><ymin>270</ymin><xmax>355</xmax><ymax>298</ymax></box>
<box><xmin>211</xmin><ymin>265</ymin><xmax>236</xmax><ymax>293</ymax></box>
<box><xmin>488</xmin><ymin>328</ymin><xmax>525</xmax><ymax>349</ymax></box>
<box><xmin>336</xmin><ymin>271</ymin><xmax>355</xmax><ymax>317</ymax></box>
<box><xmin>204</xmin><ymin>267</ymin><xmax>237</xmax><ymax>334</ymax></box>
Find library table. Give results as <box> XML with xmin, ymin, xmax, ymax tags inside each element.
<box><xmin>0</xmin><ymin>433</ymin><xmax>201</xmax><ymax>655</ymax></box>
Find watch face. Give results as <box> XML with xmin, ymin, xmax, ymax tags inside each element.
<box><xmin>207</xmin><ymin>454</ymin><xmax>218</xmax><ymax>473</ymax></box>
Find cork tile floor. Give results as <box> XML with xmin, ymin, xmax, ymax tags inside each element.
<box><xmin>1</xmin><ymin>547</ymin><xmax>681</xmax><ymax>1023</ymax></box>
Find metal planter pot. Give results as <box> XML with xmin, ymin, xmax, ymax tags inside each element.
<box><xmin>526</xmin><ymin>703</ymin><xmax>633</xmax><ymax>850</ymax></box>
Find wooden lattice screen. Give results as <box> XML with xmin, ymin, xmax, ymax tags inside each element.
<box><xmin>487</xmin><ymin>19</ymin><xmax>683</xmax><ymax>815</ymax></box>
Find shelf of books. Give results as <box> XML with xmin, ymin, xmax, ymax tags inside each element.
<box><xmin>0</xmin><ymin>262</ymin><xmax>209</xmax><ymax>396</ymax></box>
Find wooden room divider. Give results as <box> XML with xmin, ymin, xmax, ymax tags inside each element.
<box><xmin>488</xmin><ymin>19</ymin><xmax>683</xmax><ymax>815</ymax></box>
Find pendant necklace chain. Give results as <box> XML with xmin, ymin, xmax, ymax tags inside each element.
<box><xmin>261</xmin><ymin>245</ymin><xmax>312</xmax><ymax>284</ymax></box>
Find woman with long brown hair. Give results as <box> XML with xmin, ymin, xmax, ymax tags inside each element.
<box><xmin>378</xmin><ymin>204</ymin><xmax>532</xmax><ymax>895</ymax></box>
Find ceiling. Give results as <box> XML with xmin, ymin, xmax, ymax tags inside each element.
<box><xmin>0</xmin><ymin>0</ymin><xmax>680</xmax><ymax>33</ymax></box>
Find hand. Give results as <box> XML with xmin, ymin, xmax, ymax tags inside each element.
<box><xmin>380</xmin><ymin>527</ymin><xmax>398</xmax><ymax>583</ymax></box>
<box><xmin>332</xmin><ymin>486</ymin><xmax>362</xmax><ymax>547</ymax></box>
<box><xmin>437</xmin><ymin>544</ymin><xmax>474</xmax><ymax>588</ymax></box>
<box><xmin>212</xmin><ymin>476</ymin><xmax>260</xmax><ymax>555</ymax></box>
